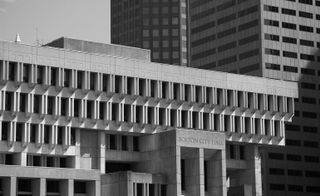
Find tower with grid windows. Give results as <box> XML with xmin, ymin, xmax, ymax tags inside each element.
<box><xmin>112</xmin><ymin>0</ymin><xmax>320</xmax><ymax>195</ymax></box>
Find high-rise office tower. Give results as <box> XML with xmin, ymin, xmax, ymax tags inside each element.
<box><xmin>111</xmin><ymin>0</ymin><xmax>320</xmax><ymax>195</ymax></box>
<box><xmin>111</xmin><ymin>0</ymin><xmax>188</xmax><ymax>66</ymax></box>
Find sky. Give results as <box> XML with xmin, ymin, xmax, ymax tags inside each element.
<box><xmin>0</xmin><ymin>0</ymin><xmax>110</xmax><ymax>45</ymax></box>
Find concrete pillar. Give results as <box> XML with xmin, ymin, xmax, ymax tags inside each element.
<box><xmin>184</xmin><ymin>148</ymin><xmax>205</xmax><ymax>196</ymax></box>
<box><xmin>99</xmin><ymin>131</ymin><xmax>106</xmax><ymax>173</ymax></box>
<box><xmin>229</xmin><ymin>145</ymin><xmax>262</xmax><ymax>196</ymax></box>
<box><xmin>3</xmin><ymin>176</ymin><xmax>17</xmax><ymax>196</ymax></box>
<box><xmin>32</xmin><ymin>178</ymin><xmax>46</xmax><ymax>196</ymax></box>
<box><xmin>87</xmin><ymin>181</ymin><xmax>100</xmax><ymax>196</ymax></box>
<box><xmin>207</xmin><ymin>150</ymin><xmax>227</xmax><ymax>196</ymax></box>
<box><xmin>61</xmin><ymin>179</ymin><xmax>74</xmax><ymax>196</ymax></box>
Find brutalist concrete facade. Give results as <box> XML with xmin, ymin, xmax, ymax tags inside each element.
<box><xmin>0</xmin><ymin>38</ymin><xmax>297</xmax><ymax>196</ymax></box>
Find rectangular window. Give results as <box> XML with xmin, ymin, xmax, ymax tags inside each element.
<box><xmin>264</xmin><ymin>5</ymin><xmax>278</xmax><ymax>12</ymax></box>
<box><xmin>264</xmin><ymin>34</ymin><xmax>279</xmax><ymax>41</ymax></box>
<box><xmin>283</xmin><ymin>51</ymin><xmax>297</xmax><ymax>58</ymax></box>
<box><xmin>265</xmin><ymin>63</ymin><xmax>280</xmax><ymax>70</ymax></box>
<box><xmin>299</xmin><ymin>11</ymin><xmax>313</xmax><ymax>18</ymax></box>
<box><xmin>282</xmin><ymin>36</ymin><xmax>297</xmax><ymax>44</ymax></box>
<box><xmin>299</xmin><ymin>0</ymin><xmax>313</xmax><ymax>5</ymax></box>
<box><xmin>281</xmin><ymin>8</ymin><xmax>296</xmax><ymax>15</ymax></box>
<box><xmin>265</xmin><ymin>48</ymin><xmax>280</xmax><ymax>56</ymax></box>
<box><xmin>264</xmin><ymin>19</ymin><xmax>279</xmax><ymax>27</ymax></box>
<box><xmin>299</xmin><ymin>25</ymin><xmax>313</xmax><ymax>32</ymax></box>
<box><xmin>300</xmin><ymin>39</ymin><xmax>314</xmax><ymax>47</ymax></box>
<box><xmin>282</xmin><ymin>22</ymin><xmax>296</xmax><ymax>30</ymax></box>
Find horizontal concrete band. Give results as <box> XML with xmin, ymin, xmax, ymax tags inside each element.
<box><xmin>0</xmin><ymin>165</ymin><xmax>100</xmax><ymax>180</ymax></box>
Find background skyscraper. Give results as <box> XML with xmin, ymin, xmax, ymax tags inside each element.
<box><xmin>111</xmin><ymin>0</ymin><xmax>320</xmax><ymax>195</ymax></box>
<box><xmin>111</xmin><ymin>0</ymin><xmax>188</xmax><ymax>66</ymax></box>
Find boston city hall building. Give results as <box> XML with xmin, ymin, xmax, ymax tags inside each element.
<box><xmin>0</xmin><ymin>38</ymin><xmax>297</xmax><ymax>196</ymax></box>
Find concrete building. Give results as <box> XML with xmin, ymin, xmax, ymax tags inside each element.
<box><xmin>0</xmin><ymin>37</ymin><xmax>298</xmax><ymax>196</ymax></box>
<box><xmin>111</xmin><ymin>1</ymin><xmax>320</xmax><ymax>195</ymax></box>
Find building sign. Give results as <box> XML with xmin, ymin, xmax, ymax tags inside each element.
<box><xmin>176</xmin><ymin>129</ymin><xmax>225</xmax><ymax>149</ymax></box>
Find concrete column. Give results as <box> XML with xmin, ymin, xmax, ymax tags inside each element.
<box><xmin>220</xmin><ymin>114</ymin><xmax>224</xmax><ymax>132</ymax></box>
<box><xmin>20</xmin><ymin>151</ymin><xmax>27</xmax><ymax>166</ymax></box>
<box><xmin>229</xmin><ymin>146</ymin><xmax>262</xmax><ymax>196</ymax></box>
<box><xmin>61</xmin><ymin>179</ymin><xmax>74</xmax><ymax>196</ymax></box>
<box><xmin>87</xmin><ymin>181</ymin><xmax>101</xmax><ymax>196</ymax></box>
<box><xmin>185</xmin><ymin>148</ymin><xmax>205</xmax><ymax>196</ymax></box>
<box><xmin>15</xmin><ymin>92</ymin><xmax>19</xmax><ymax>112</ymax></box>
<box><xmin>32</xmin><ymin>178</ymin><xmax>46</xmax><ymax>196</ymax></box>
<box><xmin>75</xmin><ymin>129</ymin><xmax>81</xmax><ymax>169</ymax></box>
<box><xmin>0</xmin><ymin>121</ymin><xmax>2</xmax><ymax>141</ymax></box>
<box><xmin>99</xmin><ymin>131</ymin><xmax>106</xmax><ymax>173</ymax></box>
<box><xmin>3</xmin><ymin>176</ymin><xmax>16</xmax><ymax>196</ymax></box>
<box><xmin>0</xmin><ymin>91</ymin><xmax>3</xmax><ymax>111</ymax></box>
<box><xmin>207</xmin><ymin>150</ymin><xmax>227</xmax><ymax>196</ymax></box>
<box><xmin>0</xmin><ymin>60</ymin><xmax>5</xmax><ymax>80</ymax></box>
<box><xmin>167</xmin><ymin>146</ymin><xmax>180</xmax><ymax>196</ymax></box>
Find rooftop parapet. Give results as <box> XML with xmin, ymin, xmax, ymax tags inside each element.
<box><xmin>45</xmin><ymin>37</ymin><xmax>151</xmax><ymax>62</ymax></box>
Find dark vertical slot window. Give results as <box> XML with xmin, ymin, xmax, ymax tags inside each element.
<box><xmin>181</xmin><ymin>159</ymin><xmax>186</xmax><ymax>191</ymax></box>
<box><xmin>61</xmin><ymin>97</ymin><xmax>67</xmax><ymax>116</ymax></box>
<box><xmin>124</xmin><ymin>104</ymin><xmax>131</xmax><ymax>122</ymax></box>
<box><xmin>112</xmin><ymin>103</ymin><xmax>119</xmax><ymax>121</ymax></box>
<box><xmin>8</xmin><ymin>62</ymin><xmax>16</xmax><ymax>81</ymax></box>
<box><xmin>74</xmin><ymin>99</ymin><xmax>79</xmax><ymax>117</ymax></box>
<box><xmin>121</xmin><ymin>135</ymin><xmax>127</xmax><ymax>151</ymax></box>
<box><xmin>115</xmin><ymin>75</ymin><xmax>121</xmax><ymax>93</ymax></box>
<box><xmin>23</xmin><ymin>64</ymin><xmax>30</xmax><ymax>83</ymax></box>
<box><xmin>16</xmin><ymin>123</ymin><xmax>23</xmax><ymax>142</ymax></box>
<box><xmin>87</xmin><ymin>101</ymin><xmax>93</xmax><ymax>119</ymax></box>
<box><xmin>30</xmin><ymin>124</ymin><xmax>37</xmax><ymax>143</ymax></box>
<box><xmin>90</xmin><ymin>73</ymin><xmax>96</xmax><ymax>90</ymax></box>
<box><xmin>34</xmin><ymin>95</ymin><xmax>41</xmax><ymax>114</ymax></box>
<box><xmin>20</xmin><ymin>93</ymin><xmax>26</xmax><ymax>112</ymax></box>
<box><xmin>150</xmin><ymin>80</ymin><xmax>156</xmax><ymax>97</ymax></box>
<box><xmin>102</xmin><ymin>74</ymin><xmax>108</xmax><ymax>92</ymax></box>
<box><xmin>57</xmin><ymin>126</ymin><xmax>63</xmax><ymax>145</ymax></box>
<box><xmin>229</xmin><ymin>145</ymin><xmax>235</xmax><ymax>159</ymax></box>
<box><xmin>47</xmin><ymin>96</ymin><xmax>54</xmax><ymax>115</ymax></box>
<box><xmin>44</xmin><ymin>125</ymin><xmax>50</xmax><ymax>144</ymax></box>
<box><xmin>1</xmin><ymin>121</ymin><xmax>9</xmax><ymax>140</ymax></box>
<box><xmin>37</xmin><ymin>65</ymin><xmax>44</xmax><ymax>84</ymax></box>
<box><xmin>77</xmin><ymin>71</ymin><xmax>83</xmax><ymax>89</ymax></box>
<box><xmin>204</xmin><ymin>161</ymin><xmax>208</xmax><ymax>191</ymax></box>
<box><xmin>139</xmin><ymin>78</ymin><xmax>145</xmax><ymax>96</ymax></box>
<box><xmin>240</xmin><ymin>145</ymin><xmax>245</xmax><ymax>160</ymax></box>
<box><xmin>109</xmin><ymin>134</ymin><xmax>116</xmax><ymax>150</ymax></box>
<box><xmin>51</xmin><ymin>67</ymin><xmax>58</xmax><ymax>86</ymax></box>
<box><xmin>5</xmin><ymin>92</ymin><xmax>12</xmax><ymax>111</ymax></box>
<box><xmin>133</xmin><ymin>136</ymin><xmax>139</xmax><ymax>152</ymax></box>
<box><xmin>99</xmin><ymin>102</ymin><xmax>105</xmax><ymax>120</ymax></box>
<box><xmin>64</xmin><ymin>69</ymin><xmax>71</xmax><ymax>87</ymax></box>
